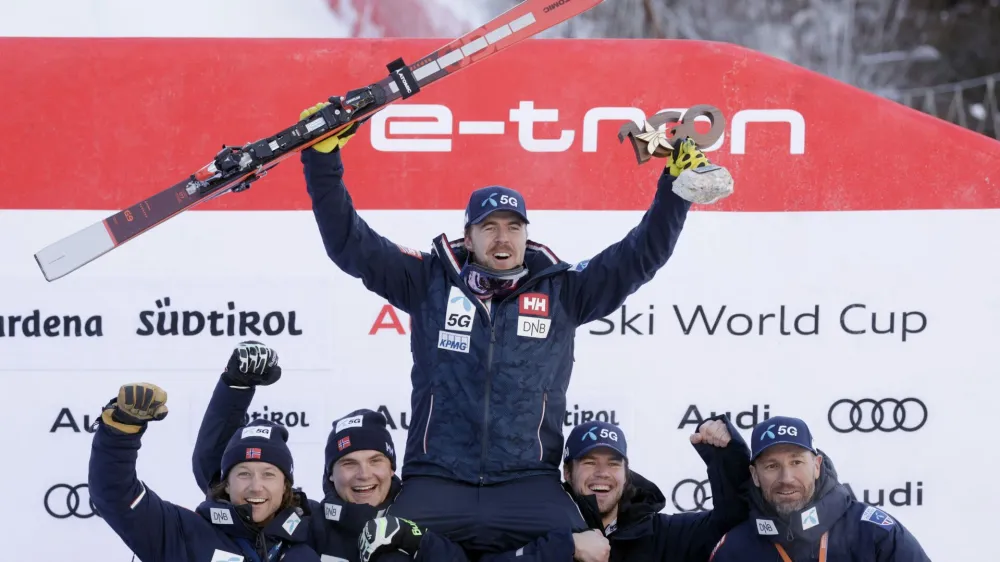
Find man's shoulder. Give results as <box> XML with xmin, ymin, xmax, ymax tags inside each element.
<box><xmin>846</xmin><ymin>502</ymin><xmax>906</xmax><ymax>536</ymax></box>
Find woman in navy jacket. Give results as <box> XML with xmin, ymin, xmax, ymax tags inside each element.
<box><xmin>89</xmin><ymin>382</ymin><xmax>321</xmax><ymax>562</ymax></box>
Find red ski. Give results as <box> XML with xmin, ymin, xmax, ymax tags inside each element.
<box><xmin>34</xmin><ymin>0</ymin><xmax>606</xmax><ymax>282</ymax></box>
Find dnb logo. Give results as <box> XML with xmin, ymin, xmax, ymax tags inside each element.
<box><xmin>517</xmin><ymin>292</ymin><xmax>551</xmax><ymax>339</ymax></box>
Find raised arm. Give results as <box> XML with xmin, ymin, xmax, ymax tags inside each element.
<box><xmin>651</xmin><ymin>416</ymin><xmax>751</xmax><ymax>561</ymax></box>
<box><xmin>560</xmin><ymin>168</ymin><xmax>691</xmax><ymax>327</ymax></box>
<box><xmin>192</xmin><ymin>341</ymin><xmax>280</xmax><ymax>491</ymax></box>
<box><xmin>300</xmin><ymin>105</ymin><xmax>433</xmax><ymax>314</ymax></box>
<box><xmin>89</xmin><ymin>383</ymin><xmax>199</xmax><ymax>562</ymax></box>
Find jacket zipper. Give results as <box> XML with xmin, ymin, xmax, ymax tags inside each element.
<box><xmin>422</xmin><ymin>393</ymin><xmax>434</xmax><ymax>454</ymax></box>
<box><xmin>479</xmin><ymin>319</ymin><xmax>497</xmax><ymax>484</ymax></box>
<box><xmin>537</xmin><ymin>392</ymin><xmax>547</xmax><ymax>461</ymax></box>
<box><xmin>255</xmin><ymin>531</ymin><xmax>268</xmax><ymax>562</ymax></box>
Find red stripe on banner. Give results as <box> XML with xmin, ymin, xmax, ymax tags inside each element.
<box><xmin>0</xmin><ymin>37</ymin><xmax>998</xmax><ymax>212</ymax></box>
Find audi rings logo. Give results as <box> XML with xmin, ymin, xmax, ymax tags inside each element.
<box><xmin>827</xmin><ymin>398</ymin><xmax>928</xmax><ymax>433</ymax></box>
<box><xmin>671</xmin><ymin>479</ymin><xmax>713</xmax><ymax>512</ymax></box>
<box><xmin>44</xmin><ymin>483</ymin><xmax>99</xmax><ymax>519</ymax></box>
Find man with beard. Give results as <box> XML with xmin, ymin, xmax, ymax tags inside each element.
<box><xmin>708</xmin><ymin>416</ymin><xmax>930</xmax><ymax>562</ymax></box>
<box><xmin>360</xmin><ymin>417</ymin><xmax>752</xmax><ymax>562</ymax></box>
<box><xmin>299</xmin><ymin>100</ymin><xmax>732</xmax><ymax>559</ymax></box>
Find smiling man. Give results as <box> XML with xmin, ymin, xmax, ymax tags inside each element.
<box><xmin>438</xmin><ymin>417</ymin><xmax>752</xmax><ymax>562</ymax></box>
<box><xmin>191</xmin><ymin>342</ymin><xmax>402</xmax><ymax>562</ymax></box>
<box><xmin>708</xmin><ymin>416</ymin><xmax>931</xmax><ymax>562</ymax></box>
<box><xmin>300</xmin><ymin>102</ymin><xmax>718</xmax><ymax>558</ymax></box>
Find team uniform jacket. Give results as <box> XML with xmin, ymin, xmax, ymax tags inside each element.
<box><xmin>192</xmin><ymin>377</ymin><xmax>403</xmax><ymax>562</ymax></box>
<box><xmin>301</xmin><ymin>148</ymin><xmax>691</xmax><ymax>486</ymax></box>
<box><xmin>709</xmin><ymin>452</ymin><xmax>931</xmax><ymax>562</ymax></box>
<box><xmin>90</xmin><ymin>419</ymin><xmax>320</xmax><ymax>562</ymax></box>
<box><xmin>473</xmin><ymin>416</ymin><xmax>753</xmax><ymax>561</ymax></box>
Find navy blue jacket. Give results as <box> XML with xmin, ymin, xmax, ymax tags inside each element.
<box><xmin>192</xmin><ymin>377</ymin><xmax>404</xmax><ymax>562</ymax></box>
<box><xmin>474</xmin><ymin>416</ymin><xmax>752</xmax><ymax>562</ymax></box>
<box><xmin>709</xmin><ymin>452</ymin><xmax>930</xmax><ymax>562</ymax></box>
<box><xmin>90</xmin><ymin>418</ymin><xmax>320</xmax><ymax>562</ymax></box>
<box><xmin>302</xmin><ymin>148</ymin><xmax>690</xmax><ymax>485</ymax></box>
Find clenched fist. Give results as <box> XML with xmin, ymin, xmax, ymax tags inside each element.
<box><xmin>573</xmin><ymin>529</ymin><xmax>610</xmax><ymax>562</ymax></box>
<box><xmin>222</xmin><ymin>341</ymin><xmax>282</xmax><ymax>388</ymax></box>
<box><xmin>101</xmin><ymin>383</ymin><xmax>169</xmax><ymax>434</ymax></box>
<box><xmin>690</xmin><ymin>419</ymin><xmax>732</xmax><ymax>447</ymax></box>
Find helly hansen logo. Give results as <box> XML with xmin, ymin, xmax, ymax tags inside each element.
<box><xmin>519</xmin><ymin>293</ymin><xmax>549</xmax><ymax>317</ymax></box>
<box><xmin>245</xmin><ymin>447</ymin><xmax>261</xmax><ymax>459</ymax></box>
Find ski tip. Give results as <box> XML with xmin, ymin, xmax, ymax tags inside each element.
<box><xmin>33</xmin><ymin>221</ymin><xmax>116</xmax><ymax>282</ymax></box>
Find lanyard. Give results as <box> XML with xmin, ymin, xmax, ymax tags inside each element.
<box><xmin>235</xmin><ymin>537</ymin><xmax>283</xmax><ymax>562</ymax></box>
<box><xmin>774</xmin><ymin>531</ymin><xmax>828</xmax><ymax>562</ymax></box>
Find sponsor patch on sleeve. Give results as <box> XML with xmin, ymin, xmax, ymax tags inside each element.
<box><xmin>860</xmin><ymin>506</ymin><xmax>896</xmax><ymax>528</ymax></box>
<box><xmin>570</xmin><ymin>259</ymin><xmax>590</xmax><ymax>272</ymax></box>
<box><xmin>397</xmin><ymin>244</ymin><xmax>423</xmax><ymax>260</ymax></box>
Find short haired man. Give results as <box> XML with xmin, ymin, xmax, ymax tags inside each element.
<box><xmin>191</xmin><ymin>341</ymin><xmax>401</xmax><ymax>561</ymax></box>
<box><xmin>366</xmin><ymin>417</ymin><xmax>752</xmax><ymax>562</ymax></box>
<box><xmin>709</xmin><ymin>416</ymin><xmax>931</xmax><ymax>562</ymax></box>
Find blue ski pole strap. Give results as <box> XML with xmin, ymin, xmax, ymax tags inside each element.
<box><xmin>387</xmin><ymin>57</ymin><xmax>420</xmax><ymax>98</ymax></box>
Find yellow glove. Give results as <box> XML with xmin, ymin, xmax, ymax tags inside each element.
<box><xmin>100</xmin><ymin>383</ymin><xmax>169</xmax><ymax>435</ymax></box>
<box><xmin>667</xmin><ymin>137</ymin><xmax>713</xmax><ymax>178</ymax></box>
<box><xmin>300</xmin><ymin>101</ymin><xmax>359</xmax><ymax>153</ymax></box>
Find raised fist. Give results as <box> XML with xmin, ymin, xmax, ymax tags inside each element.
<box><xmin>101</xmin><ymin>383</ymin><xmax>169</xmax><ymax>434</ymax></box>
<box><xmin>222</xmin><ymin>341</ymin><xmax>282</xmax><ymax>388</ymax></box>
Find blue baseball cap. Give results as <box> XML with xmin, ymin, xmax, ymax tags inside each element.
<box><xmin>751</xmin><ymin>416</ymin><xmax>818</xmax><ymax>461</ymax></box>
<box><xmin>564</xmin><ymin>421</ymin><xmax>627</xmax><ymax>462</ymax></box>
<box><xmin>464</xmin><ymin>185</ymin><xmax>529</xmax><ymax>228</ymax></box>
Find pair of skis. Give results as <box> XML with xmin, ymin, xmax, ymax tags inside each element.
<box><xmin>33</xmin><ymin>0</ymin><xmax>607</xmax><ymax>282</ymax></box>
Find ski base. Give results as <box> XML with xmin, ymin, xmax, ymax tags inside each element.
<box><xmin>33</xmin><ymin>0</ymin><xmax>607</xmax><ymax>281</ymax></box>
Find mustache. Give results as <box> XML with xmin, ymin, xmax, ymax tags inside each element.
<box><xmin>489</xmin><ymin>244</ymin><xmax>515</xmax><ymax>253</ymax></box>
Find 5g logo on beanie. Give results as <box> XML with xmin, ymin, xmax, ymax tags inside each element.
<box><xmin>221</xmin><ymin>419</ymin><xmax>295</xmax><ymax>482</ymax></box>
<box><xmin>326</xmin><ymin>409</ymin><xmax>397</xmax><ymax>471</ymax></box>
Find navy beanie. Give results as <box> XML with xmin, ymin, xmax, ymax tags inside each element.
<box><xmin>221</xmin><ymin>419</ymin><xmax>295</xmax><ymax>484</ymax></box>
<box><xmin>325</xmin><ymin>409</ymin><xmax>396</xmax><ymax>471</ymax></box>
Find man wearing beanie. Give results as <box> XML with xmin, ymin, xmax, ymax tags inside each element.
<box><xmin>191</xmin><ymin>341</ymin><xmax>413</xmax><ymax>561</ymax></box>
<box><xmin>220</xmin><ymin>418</ymin><xmax>296</xmax><ymax>486</ymax></box>
<box><xmin>708</xmin><ymin>416</ymin><xmax>930</xmax><ymax>562</ymax></box>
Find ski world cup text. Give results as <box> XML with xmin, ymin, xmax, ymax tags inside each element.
<box><xmin>586</xmin><ymin>303</ymin><xmax>927</xmax><ymax>342</ymax></box>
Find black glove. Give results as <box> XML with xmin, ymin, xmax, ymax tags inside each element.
<box><xmin>100</xmin><ymin>383</ymin><xmax>169</xmax><ymax>435</ymax></box>
<box><xmin>358</xmin><ymin>515</ymin><xmax>425</xmax><ymax>562</ymax></box>
<box><xmin>220</xmin><ymin>341</ymin><xmax>282</xmax><ymax>387</ymax></box>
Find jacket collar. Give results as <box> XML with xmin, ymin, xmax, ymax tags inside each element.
<box><xmin>431</xmin><ymin>233</ymin><xmax>569</xmax><ymax>282</ymax></box>
<box><xmin>565</xmin><ymin>469</ymin><xmax>666</xmax><ymax>541</ymax></box>
<box><xmin>746</xmin><ymin>450</ymin><xmax>853</xmax><ymax>545</ymax></box>
<box><xmin>195</xmin><ymin>499</ymin><xmax>310</xmax><ymax>543</ymax></box>
<box><xmin>318</xmin><ymin>475</ymin><xmax>402</xmax><ymax>535</ymax></box>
